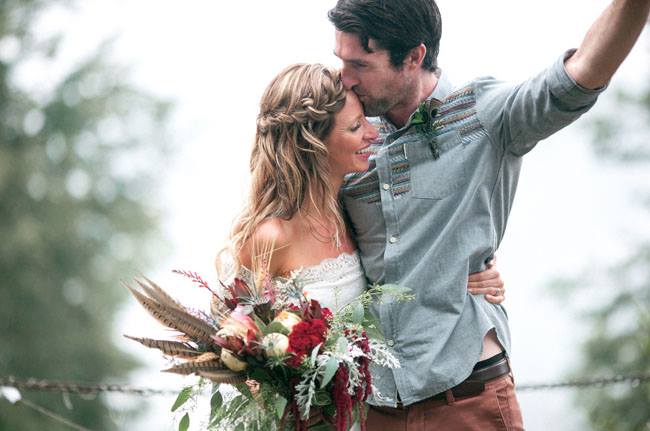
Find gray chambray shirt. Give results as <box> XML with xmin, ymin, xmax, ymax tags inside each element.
<box><xmin>341</xmin><ymin>50</ymin><xmax>605</xmax><ymax>407</ymax></box>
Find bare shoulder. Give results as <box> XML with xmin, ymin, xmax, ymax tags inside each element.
<box><xmin>253</xmin><ymin>218</ymin><xmax>290</xmax><ymax>246</ymax></box>
<box><xmin>238</xmin><ymin>217</ymin><xmax>292</xmax><ymax>275</ymax></box>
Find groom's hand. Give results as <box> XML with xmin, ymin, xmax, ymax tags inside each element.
<box><xmin>467</xmin><ymin>258</ymin><xmax>505</xmax><ymax>303</ymax></box>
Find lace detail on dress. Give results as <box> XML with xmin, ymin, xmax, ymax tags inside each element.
<box><xmin>288</xmin><ymin>251</ymin><xmax>361</xmax><ymax>282</ymax></box>
<box><xmin>219</xmin><ymin>251</ymin><xmax>367</xmax><ymax>312</ymax></box>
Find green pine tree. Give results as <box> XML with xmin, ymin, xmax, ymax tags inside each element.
<box><xmin>0</xmin><ymin>1</ymin><xmax>172</xmax><ymax>429</ymax></box>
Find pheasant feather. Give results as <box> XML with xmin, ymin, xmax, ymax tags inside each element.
<box><xmin>135</xmin><ymin>277</ymin><xmax>186</xmax><ymax>312</ymax></box>
<box><xmin>195</xmin><ymin>369</ymin><xmax>248</xmax><ymax>384</ymax></box>
<box><xmin>162</xmin><ymin>359</ymin><xmax>227</xmax><ymax>375</ymax></box>
<box><xmin>162</xmin><ymin>360</ymin><xmax>248</xmax><ymax>384</ymax></box>
<box><xmin>127</xmin><ymin>285</ymin><xmax>218</xmax><ymax>344</ymax></box>
<box><xmin>123</xmin><ymin>335</ymin><xmax>201</xmax><ymax>359</ymax></box>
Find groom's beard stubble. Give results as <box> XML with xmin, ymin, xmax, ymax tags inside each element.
<box><xmin>358</xmin><ymin>94</ymin><xmax>392</xmax><ymax>118</ymax></box>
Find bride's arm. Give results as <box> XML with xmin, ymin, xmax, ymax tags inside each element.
<box><xmin>467</xmin><ymin>257</ymin><xmax>505</xmax><ymax>304</ymax></box>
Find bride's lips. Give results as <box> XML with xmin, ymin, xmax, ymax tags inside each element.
<box><xmin>354</xmin><ymin>145</ymin><xmax>372</xmax><ymax>159</ymax></box>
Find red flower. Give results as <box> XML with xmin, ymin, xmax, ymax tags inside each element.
<box><xmin>333</xmin><ymin>365</ymin><xmax>353</xmax><ymax>431</ymax></box>
<box><xmin>286</xmin><ymin>318</ymin><xmax>328</xmax><ymax>367</ymax></box>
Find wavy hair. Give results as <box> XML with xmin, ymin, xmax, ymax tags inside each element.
<box><xmin>229</xmin><ymin>64</ymin><xmax>348</xmax><ymax>256</ymax></box>
<box><xmin>329</xmin><ymin>0</ymin><xmax>442</xmax><ymax>71</ymax></box>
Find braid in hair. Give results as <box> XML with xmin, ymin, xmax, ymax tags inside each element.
<box><xmin>230</xmin><ymin>64</ymin><xmax>347</xmax><ymax>255</ymax></box>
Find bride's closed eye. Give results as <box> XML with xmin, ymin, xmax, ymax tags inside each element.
<box><xmin>349</xmin><ymin>121</ymin><xmax>361</xmax><ymax>132</ymax></box>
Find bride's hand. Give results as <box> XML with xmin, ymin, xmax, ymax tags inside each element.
<box><xmin>467</xmin><ymin>257</ymin><xmax>505</xmax><ymax>304</ymax></box>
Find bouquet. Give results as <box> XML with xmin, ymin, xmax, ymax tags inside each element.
<box><xmin>125</xmin><ymin>267</ymin><xmax>411</xmax><ymax>431</ymax></box>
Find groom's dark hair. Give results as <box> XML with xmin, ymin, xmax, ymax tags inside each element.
<box><xmin>328</xmin><ymin>0</ymin><xmax>442</xmax><ymax>71</ymax></box>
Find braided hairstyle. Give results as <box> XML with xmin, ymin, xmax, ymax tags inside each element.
<box><xmin>230</xmin><ymin>64</ymin><xmax>348</xmax><ymax>254</ymax></box>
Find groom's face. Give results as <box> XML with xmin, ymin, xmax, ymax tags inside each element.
<box><xmin>334</xmin><ymin>30</ymin><xmax>412</xmax><ymax>117</ymax></box>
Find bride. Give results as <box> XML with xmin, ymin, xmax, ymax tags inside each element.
<box><xmin>219</xmin><ymin>63</ymin><xmax>505</xmax><ymax>427</ymax></box>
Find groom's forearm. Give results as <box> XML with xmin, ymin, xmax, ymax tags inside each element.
<box><xmin>565</xmin><ymin>0</ymin><xmax>650</xmax><ymax>90</ymax></box>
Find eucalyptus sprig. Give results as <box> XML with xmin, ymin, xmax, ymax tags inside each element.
<box><xmin>332</xmin><ymin>284</ymin><xmax>414</xmax><ymax>340</ymax></box>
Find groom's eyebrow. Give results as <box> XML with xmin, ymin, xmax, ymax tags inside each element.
<box><xmin>333</xmin><ymin>50</ymin><xmax>367</xmax><ymax>66</ymax></box>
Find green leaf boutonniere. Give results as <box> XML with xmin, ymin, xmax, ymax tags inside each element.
<box><xmin>411</xmin><ymin>99</ymin><xmax>441</xmax><ymax>129</ymax></box>
<box><xmin>410</xmin><ymin>98</ymin><xmax>443</xmax><ymax>159</ymax></box>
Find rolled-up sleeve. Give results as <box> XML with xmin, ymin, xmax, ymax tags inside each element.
<box><xmin>474</xmin><ymin>49</ymin><xmax>606</xmax><ymax>156</ymax></box>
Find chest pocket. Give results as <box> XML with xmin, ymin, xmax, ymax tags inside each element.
<box><xmin>405</xmin><ymin>130</ymin><xmax>468</xmax><ymax>199</ymax></box>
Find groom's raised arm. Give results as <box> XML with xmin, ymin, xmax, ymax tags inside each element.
<box><xmin>473</xmin><ymin>1</ymin><xmax>649</xmax><ymax>156</ymax></box>
<box><xmin>565</xmin><ymin>0</ymin><xmax>650</xmax><ymax>90</ymax></box>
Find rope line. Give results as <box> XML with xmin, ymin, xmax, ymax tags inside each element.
<box><xmin>15</xmin><ymin>397</ymin><xmax>94</xmax><ymax>431</ymax></box>
<box><xmin>2</xmin><ymin>373</ymin><xmax>649</xmax><ymax>397</ymax></box>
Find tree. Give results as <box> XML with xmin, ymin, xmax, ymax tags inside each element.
<box><xmin>555</xmin><ymin>30</ymin><xmax>650</xmax><ymax>431</ymax></box>
<box><xmin>0</xmin><ymin>1</ymin><xmax>171</xmax><ymax>429</ymax></box>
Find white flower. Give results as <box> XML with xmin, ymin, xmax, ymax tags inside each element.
<box><xmin>262</xmin><ymin>333</ymin><xmax>289</xmax><ymax>358</ymax></box>
<box><xmin>272</xmin><ymin>311</ymin><xmax>302</xmax><ymax>332</ymax></box>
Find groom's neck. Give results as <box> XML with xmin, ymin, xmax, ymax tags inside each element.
<box><xmin>386</xmin><ymin>71</ymin><xmax>439</xmax><ymax>129</ymax></box>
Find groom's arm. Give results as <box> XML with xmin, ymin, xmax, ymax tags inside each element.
<box><xmin>565</xmin><ymin>0</ymin><xmax>650</xmax><ymax>90</ymax></box>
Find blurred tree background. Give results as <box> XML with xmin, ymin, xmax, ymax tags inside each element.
<box><xmin>555</xmin><ymin>26</ymin><xmax>650</xmax><ymax>431</ymax></box>
<box><xmin>0</xmin><ymin>0</ymin><xmax>171</xmax><ymax>429</ymax></box>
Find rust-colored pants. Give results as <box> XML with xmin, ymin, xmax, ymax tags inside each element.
<box><xmin>367</xmin><ymin>374</ymin><xmax>524</xmax><ymax>430</ymax></box>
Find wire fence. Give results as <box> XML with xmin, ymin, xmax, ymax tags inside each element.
<box><xmin>2</xmin><ymin>373</ymin><xmax>649</xmax><ymax>431</ymax></box>
<box><xmin>3</xmin><ymin>373</ymin><xmax>650</xmax><ymax>398</ymax></box>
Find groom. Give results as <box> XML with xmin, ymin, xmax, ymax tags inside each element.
<box><xmin>329</xmin><ymin>0</ymin><xmax>650</xmax><ymax>429</ymax></box>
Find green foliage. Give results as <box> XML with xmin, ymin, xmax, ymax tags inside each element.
<box><xmin>178</xmin><ymin>413</ymin><xmax>190</xmax><ymax>431</ymax></box>
<box><xmin>562</xmin><ymin>31</ymin><xmax>650</xmax><ymax>431</ymax></box>
<box><xmin>0</xmin><ymin>1</ymin><xmax>171</xmax><ymax>430</ymax></box>
<box><xmin>172</xmin><ymin>387</ymin><xmax>194</xmax><ymax>412</ymax></box>
<box><xmin>570</xmin><ymin>248</ymin><xmax>650</xmax><ymax>431</ymax></box>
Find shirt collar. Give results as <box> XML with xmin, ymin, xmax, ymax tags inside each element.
<box><xmin>428</xmin><ymin>69</ymin><xmax>453</xmax><ymax>102</ymax></box>
<box><xmin>378</xmin><ymin>68</ymin><xmax>453</xmax><ymax>134</ymax></box>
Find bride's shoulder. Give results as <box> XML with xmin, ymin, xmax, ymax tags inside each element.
<box><xmin>254</xmin><ymin>217</ymin><xmax>289</xmax><ymax>242</ymax></box>
<box><xmin>239</xmin><ymin>217</ymin><xmax>294</xmax><ymax>274</ymax></box>
<box><xmin>249</xmin><ymin>217</ymin><xmax>296</xmax><ymax>254</ymax></box>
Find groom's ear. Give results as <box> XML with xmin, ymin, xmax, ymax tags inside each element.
<box><xmin>404</xmin><ymin>43</ymin><xmax>427</xmax><ymax>70</ymax></box>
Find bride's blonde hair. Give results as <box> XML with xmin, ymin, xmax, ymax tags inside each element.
<box><xmin>230</xmin><ymin>63</ymin><xmax>348</xmax><ymax>256</ymax></box>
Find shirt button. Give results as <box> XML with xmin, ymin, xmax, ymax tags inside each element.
<box><xmin>387</xmin><ymin>339</ymin><xmax>395</xmax><ymax>347</ymax></box>
<box><xmin>389</xmin><ymin>236</ymin><xmax>398</xmax><ymax>244</ymax></box>
<box><xmin>382</xmin><ymin>183</ymin><xmax>390</xmax><ymax>191</ymax></box>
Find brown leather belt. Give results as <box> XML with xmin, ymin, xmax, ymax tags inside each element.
<box><xmin>395</xmin><ymin>356</ymin><xmax>510</xmax><ymax>408</ymax></box>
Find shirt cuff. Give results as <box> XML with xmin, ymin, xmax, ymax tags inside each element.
<box><xmin>550</xmin><ymin>49</ymin><xmax>607</xmax><ymax>104</ymax></box>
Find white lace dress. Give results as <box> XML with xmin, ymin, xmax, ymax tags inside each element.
<box><xmin>221</xmin><ymin>251</ymin><xmax>366</xmax><ymax>431</ymax></box>
<box><xmin>280</xmin><ymin>251</ymin><xmax>366</xmax><ymax>311</ymax></box>
<box><xmin>225</xmin><ymin>251</ymin><xmax>367</xmax><ymax>312</ymax></box>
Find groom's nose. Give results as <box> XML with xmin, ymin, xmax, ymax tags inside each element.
<box><xmin>340</xmin><ymin>65</ymin><xmax>359</xmax><ymax>90</ymax></box>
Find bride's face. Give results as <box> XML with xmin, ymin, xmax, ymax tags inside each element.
<box><xmin>325</xmin><ymin>92</ymin><xmax>378</xmax><ymax>178</ymax></box>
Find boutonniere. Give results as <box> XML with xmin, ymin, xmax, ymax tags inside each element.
<box><xmin>410</xmin><ymin>99</ymin><xmax>442</xmax><ymax>159</ymax></box>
